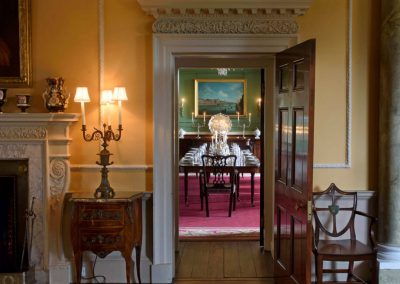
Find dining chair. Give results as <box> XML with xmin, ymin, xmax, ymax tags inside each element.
<box><xmin>312</xmin><ymin>183</ymin><xmax>378</xmax><ymax>283</ymax></box>
<box><xmin>200</xmin><ymin>154</ymin><xmax>237</xmax><ymax>217</ymax></box>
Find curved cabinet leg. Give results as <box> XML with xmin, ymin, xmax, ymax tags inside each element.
<box><xmin>135</xmin><ymin>245</ymin><xmax>142</xmax><ymax>284</ymax></box>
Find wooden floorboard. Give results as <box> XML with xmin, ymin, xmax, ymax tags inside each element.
<box><xmin>175</xmin><ymin>240</ymin><xmax>275</xmax><ymax>282</ymax></box>
<box><xmin>191</xmin><ymin>242</ymin><xmax>210</xmax><ymax>278</ymax></box>
<box><xmin>223</xmin><ymin>241</ymin><xmax>241</xmax><ymax>278</ymax></box>
<box><xmin>207</xmin><ymin>242</ymin><xmax>224</xmax><ymax>279</ymax></box>
<box><xmin>238</xmin><ymin>241</ymin><xmax>257</xmax><ymax>277</ymax></box>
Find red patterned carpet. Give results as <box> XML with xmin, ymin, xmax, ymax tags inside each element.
<box><xmin>179</xmin><ymin>174</ymin><xmax>261</xmax><ymax>237</ymax></box>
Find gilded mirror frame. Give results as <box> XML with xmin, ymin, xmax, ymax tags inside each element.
<box><xmin>0</xmin><ymin>0</ymin><xmax>32</xmax><ymax>87</ymax></box>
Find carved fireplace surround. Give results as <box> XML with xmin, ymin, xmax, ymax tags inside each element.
<box><xmin>0</xmin><ymin>113</ymin><xmax>78</xmax><ymax>283</ymax></box>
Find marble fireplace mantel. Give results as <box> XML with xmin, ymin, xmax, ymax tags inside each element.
<box><xmin>0</xmin><ymin>113</ymin><xmax>79</xmax><ymax>283</ymax></box>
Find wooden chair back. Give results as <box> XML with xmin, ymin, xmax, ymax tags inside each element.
<box><xmin>312</xmin><ymin>183</ymin><xmax>378</xmax><ymax>283</ymax></box>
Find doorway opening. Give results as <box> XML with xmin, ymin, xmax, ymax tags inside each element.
<box><xmin>177</xmin><ymin>67</ymin><xmax>264</xmax><ymax>241</ymax></box>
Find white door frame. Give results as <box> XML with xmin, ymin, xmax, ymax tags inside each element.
<box><xmin>152</xmin><ymin>33</ymin><xmax>295</xmax><ymax>283</ymax></box>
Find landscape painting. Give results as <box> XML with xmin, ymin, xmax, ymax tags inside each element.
<box><xmin>195</xmin><ymin>79</ymin><xmax>247</xmax><ymax>117</ymax></box>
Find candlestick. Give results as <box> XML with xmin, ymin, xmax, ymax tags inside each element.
<box><xmin>74</xmin><ymin>86</ymin><xmax>127</xmax><ymax>199</ymax></box>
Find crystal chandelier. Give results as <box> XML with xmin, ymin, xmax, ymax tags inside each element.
<box><xmin>216</xmin><ymin>68</ymin><xmax>231</xmax><ymax>76</ymax></box>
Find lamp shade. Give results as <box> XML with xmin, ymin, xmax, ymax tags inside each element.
<box><xmin>74</xmin><ymin>87</ymin><xmax>91</xmax><ymax>102</ymax></box>
<box><xmin>113</xmin><ymin>87</ymin><xmax>128</xmax><ymax>101</ymax></box>
<box><xmin>100</xmin><ymin>90</ymin><xmax>113</xmax><ymax>105</ymax></box>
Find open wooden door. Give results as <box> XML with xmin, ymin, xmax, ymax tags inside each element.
<box><xmin>274</xmin><ymin>39</ymin><xmax>315</xmax><ymax>283</ymax></box>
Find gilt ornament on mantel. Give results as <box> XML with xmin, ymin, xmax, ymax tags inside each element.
<box><xmin>42</xmin><ymin>77</ymin><xmax>70</xmax><ymax>112</ymax></box>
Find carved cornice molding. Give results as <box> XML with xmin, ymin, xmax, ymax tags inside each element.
<box><xmin>0</xmin><ymin>126</ymin><xmax>47</xmax><ymax>140</ymax></box>
<box><xmin>137</xmin><ymin>0</ymin><xmax>313</xmax><ymax>18</ymax></box>
<box><xmin>153</xmin><ymin>14</ymin><xmax>298</xmax><ymax>34</ymax></box>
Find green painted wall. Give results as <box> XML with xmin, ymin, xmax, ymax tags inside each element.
<box><xmin>178</xmin><ymin>68</ymin><xmax>262</xmax><ymax>133</ymax></box>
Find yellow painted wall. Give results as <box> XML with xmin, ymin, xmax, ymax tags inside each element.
<box><xmin>5</xmin><ymin>0</ymin><xmax>154</xmax><ymax>192</ymax></box>
<box><xmin>4</xmin><ymin>0</ymin><xmax>379</xmax><ymax>193</ymax></box>
<box><xmin>297</xmin><ymin>0</ymin><xmax>379</xmax><ymax>191</ymax></box>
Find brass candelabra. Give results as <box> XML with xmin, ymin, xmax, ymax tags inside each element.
<box><xmin>81</xmin><ymin>123</ymin><xmax>123</xmax><ymax>198</ymax></box>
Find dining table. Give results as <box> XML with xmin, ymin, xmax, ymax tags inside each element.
<box><xmin>179</xmin><ymin>156</ymin><xmax>260</xmax><ymax>207</ymax></box>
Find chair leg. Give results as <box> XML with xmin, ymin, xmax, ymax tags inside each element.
<box><xmin>237</xmin><ymin>174</ymin><xmax>241</xmax><ymax>201</ymax></box>
<box><xmin>316</xmin><ymin>256</ymin><xmax>323</xmax><ymax>284</ymax></box>
<box><xmin>228</xmin><ymin>191</ymin><xmax>233</xmax><ymax>217</ymax></box>
<box><xmin>347</xmin><ymin>260</ymin><xmax>354</xmax><ymax>282</ymax></box>
<box><xmin>200</xmin><ymin>189</ymin><xmax>204</xmax><ymax>211</ymax></box>
<box><xmin>205</xmin><ymin>192</ymin><xmax>210</xmax><ymax>217</ymax></box>
<box><xmin>371</xmin><ymin>258</ymin><xmax>378</xmax><ymax>284</ymax></box>
<box><xmin>233</xmin><ymin>190</ymin><xmax>236</xmax><ymax>211</ymax></box>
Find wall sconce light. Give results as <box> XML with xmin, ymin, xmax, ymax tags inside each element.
<box><xmin>74</xmin><ymin>86</ymin><xmax>128</xmax><ymax>198</ymax></box>
<box><xmin>257</xmin><ymin>98</ymin><xmax>262</xmax><ymax>112</ymax></box>
<box><xmin>180</xmin><ymin>98</ymin><xmax>185</xmax><ymax>117</ymax></box>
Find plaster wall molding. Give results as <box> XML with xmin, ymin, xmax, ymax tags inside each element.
<box><xmin>313</xmin><ymin>0</ymin><xmax>352</xmax><ymax>169</ymax></box>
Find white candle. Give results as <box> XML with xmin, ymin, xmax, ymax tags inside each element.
<box><xmin>192</xmin><ymin>112</ymin><xmax>194</xmax><ymax>123</ymax></box>
<box><xmin>243</xmin><ymin>123</ymin><xmax>245</xmax><ymax>136</ymax></box>
<box><xmin>203</xmin><ymin>112</ymin><xmax>206</xmax><ymax>122</ymax></box>
<box><xmin>118</xmin><ymin>100</ymin><xmax>122</xmax><ymax>125</ymax></box>
<box><xmin>80</xmin><ymin>102</ymin><xmax>86</xmax><ymax>125</ymax></box>
<box><xmin>249</xmin><ymin>112</ymin><xmax>251</xmax><ymax>122</ymax></box>
<box><xmin>107</xmin><ymin>104</ymin><xmax>111</xmax><ymax>126</ymax></box>
<box><xmin>100</xmin><ymin>104</ymin><xmax>104</xmax><ymax>126</ymax></box>
<box><xmin>237</xmin><ymin>112</ymin><xmax>240</xmax><ymax>122</ymax></box>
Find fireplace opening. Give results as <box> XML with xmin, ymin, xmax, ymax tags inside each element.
<box><xmin>0</xmin><ymin>160</ymin><xmax>29</xmax><ymax>273</ymax></box>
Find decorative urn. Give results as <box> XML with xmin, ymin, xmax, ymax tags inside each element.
<box><xmin>42</xmin><ymin>77</ymin><xmax>70</xmax><ymax>112</ymax></box>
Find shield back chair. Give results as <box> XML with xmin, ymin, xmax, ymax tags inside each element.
<box><xmin>312</xmin><ymin>183</ymin><xmax>378</xmax><ymax>283</ymax></box>
<box><xmin>200</xmin><ymin>154</ymin><xmax>237</xmax><ymax>217</ymax></box>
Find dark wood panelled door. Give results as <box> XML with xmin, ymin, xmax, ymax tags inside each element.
<box><xmin>274</xmin><ymin>39</ymin><xmax>315</xmax><ymax>283</ymax></box>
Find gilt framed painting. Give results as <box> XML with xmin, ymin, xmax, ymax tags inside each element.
<box><xmin>194</xmin><ymin>79</ymin><xmax>247</xmax><ymax>117</ymax></box>
<box><xmin>0</xmin><ymin>0</ymin><xmax>32</xmax><ymax>87</ymax></box>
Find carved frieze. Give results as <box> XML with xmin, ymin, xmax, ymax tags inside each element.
<box><xmin>0</xmin><ymin>144</ymin><xmax>27</xmax><ymax>158</ymax></box>
<box><xmin>153</xmin><ymin>14</ymin><xmax>298</xmax><ymax>34</ymax></box>
<box><xmin>0</xmin><ymin>127</ymin><xmax>47</xmax><ymax>140</ymax></box>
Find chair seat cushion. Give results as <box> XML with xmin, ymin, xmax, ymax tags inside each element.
<box><xmin>317</xmin><ymin>239</ymin><xmax>375</xmax><ymax>257</ymax></box>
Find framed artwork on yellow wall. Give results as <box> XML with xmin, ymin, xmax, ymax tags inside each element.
<box><xmin>0</xmin><ymin>0</ymin><xmax>31</xmax><ymax>87</ymax></box>
<box><xmin>194</xmin><ymin>79</ymin><xmax>247</xmax><ymax>117</ymax></box>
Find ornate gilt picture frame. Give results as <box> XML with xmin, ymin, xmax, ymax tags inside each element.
<box><xmin>194</xmin><ymin>79</ymin><xmax>247</xmax><ymax>117</ymax></box>
<box><xmin>0</xmin><ymin>0</ymin><xmax>32</xmax><ymax>87</ymax></box>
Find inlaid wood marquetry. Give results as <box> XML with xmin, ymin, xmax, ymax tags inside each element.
<box><xmin>69</xmin><ymin>192</ymin><xmax>143</xmax><ymax>284</ymax></box>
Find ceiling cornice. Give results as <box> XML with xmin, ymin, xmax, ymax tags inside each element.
<box><xmin>137</xmin><ymin>0</ymin><xmax>314</xmax><ymax>17</ymax></box>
